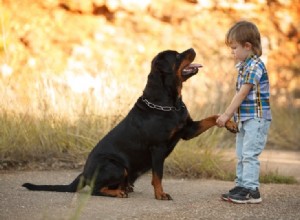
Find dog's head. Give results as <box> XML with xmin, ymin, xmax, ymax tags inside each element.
<box><xmin>145</xmin><ymin>48</ymin><xmax>202</xmax><ymax>99</ymax></box>
<box><xmin>151</xmin><ymin>48</ymin><xmax>202</xmax><ymax>83</ymax></box>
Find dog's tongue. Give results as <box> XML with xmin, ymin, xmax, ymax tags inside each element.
<box><xmin>182</xmin><ymin>63</ymin><xmax>203</xmax><ymax>76</ymax></box>
<box><xmin>188</xmin><ymin>63</ymin><xmax>203</xmax><ymax>68</ymax></box>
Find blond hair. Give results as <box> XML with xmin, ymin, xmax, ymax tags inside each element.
<box><xmin>225</xmin><ymin>21</ymin><xmax>262</xmax><ymax>56</ymax></box>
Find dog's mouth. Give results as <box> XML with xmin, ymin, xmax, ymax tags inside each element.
<box><xmin>182</xmin><ymin>63</ymin><xmax>203</xmax><ymax>76</ymax></box>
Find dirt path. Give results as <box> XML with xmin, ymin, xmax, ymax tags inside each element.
<box><xmin>0</xmin><ymin>170</ymin><xmax>299</xmax><ymax>220</ymax></box>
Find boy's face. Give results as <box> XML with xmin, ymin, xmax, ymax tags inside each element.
<box><xmin>229</xmin><ymin>41</ymin><xmax>252</xmax><ymax>62</ymax></box>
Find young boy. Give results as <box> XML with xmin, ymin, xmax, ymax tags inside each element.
<box><xmin>216</xmin><ymin>21</ymin><xmax>272</xmax><ymax>204</ymax></box>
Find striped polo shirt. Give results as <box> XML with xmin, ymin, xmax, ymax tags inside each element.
<box><xmin>234</xmin><ymin>55</ymin><xmax>272</xmax><ymax>123</ymax></box>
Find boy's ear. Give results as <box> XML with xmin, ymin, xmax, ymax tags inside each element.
<box><xmin>244</xmin><ymin>42</ymin><xmax>252</xmax><ymax>50</ymax></box>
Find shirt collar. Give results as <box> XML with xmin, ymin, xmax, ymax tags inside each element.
<box><xmin>235</xmin><ymin>54</ymin><xmax>257</xmax><ymax>74</ymax></box>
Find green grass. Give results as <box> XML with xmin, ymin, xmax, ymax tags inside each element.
<box><xmin>260</xmin><ymin>171</ymin><xmax>298</xmax><ymax>184</ymax></box>
<box><xmin>165</xmin><ymin>144</ymin><xmax>298</xmax><ymax>184</ymax></box>
<box><xmin>164</xmin><ymin>144</ymin><xmax>235</xmax><ymax>180</ymax></box>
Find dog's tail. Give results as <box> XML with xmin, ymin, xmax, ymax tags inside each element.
<box><xmin>22</xmin><ymin>173</ymin><xmax>85</xmax><ymax>193</ymax></box>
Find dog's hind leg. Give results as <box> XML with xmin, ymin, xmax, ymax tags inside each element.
<box><xmin>118</xmin><ymin>169</ymin><xmax>134</xmax><ymax>193</ymax></box>
<box><xmin>91</xmin><ymin>162</ymin><xmax>128</xmax><ymax>198</ymax></box>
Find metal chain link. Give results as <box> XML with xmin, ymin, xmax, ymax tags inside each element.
<box><xmin>142</xmin><ymin>98</ymin><xmax>181</xmax><ymax>111</ymax></box>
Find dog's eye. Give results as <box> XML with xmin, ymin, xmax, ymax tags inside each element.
<box><xmin>176</xmin><ymin>54</ymin><xmax>180</xmax><ymax>59</ymax></box>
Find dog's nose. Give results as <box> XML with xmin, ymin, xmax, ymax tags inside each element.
<box><xmin>184</xmin><ymin>48</ymin><xmax>196</xmax><ymax>60</ymax></box>
<box><xmin>188</xmin><ymin>48</ymin><xmax>196</xmax><ymax>55</ymax></box>
<box><xmin>188</xmin><ymin>48</ymin><xmax>195</xmax><ymax>53</ymax></box>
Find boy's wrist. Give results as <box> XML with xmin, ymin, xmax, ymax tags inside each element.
<box><xmin>223</xmin><ymin>112</ymin><xmax>232</xmax><ymax>118</ymax></box>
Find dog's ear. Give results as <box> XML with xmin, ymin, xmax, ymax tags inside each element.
<box><xmin>151</xmin><ymin>51</ymin><xmax>176</xmax><ymax>75</ymax></box>
<box><xmin>144</xmin><ymin>50</ymin><xmax>180</xmax><ymax>99</ymax></box>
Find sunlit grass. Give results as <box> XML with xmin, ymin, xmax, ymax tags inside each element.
<box><xmin>165</xmin><ymin>144</ymin><xmax>298</xmax><ymax>184</ymax></box>
<box><xmin>164</xmin><ymin>144</ymin><xmax>235</xmax><ymax>180</ymax></box>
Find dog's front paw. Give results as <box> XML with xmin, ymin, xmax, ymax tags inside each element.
<box><xmin>125</xmin><ymin>184</ymin><xmax>134</xmax><ymax>193</ymax></box>
<box><xmin>155</xmin><ymin>192</ymin><xmax>173</xmax><ymax>200</ymax></box>
<box><xmin>225</xmin><ymin>121</ymin><xmax>238</xmax><ymax>133</ymax></box>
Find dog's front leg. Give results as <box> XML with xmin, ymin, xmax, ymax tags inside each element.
<box><xmin>182</xmin><ymin>115</ymin><xmax>238</xmax><ymax>140</ymax></box>
<box><xmin>151</xmin><ymin>147</ymin><xmax>172</xmax><ymax>200</ymax></box>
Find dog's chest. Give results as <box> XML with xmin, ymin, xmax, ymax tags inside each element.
<box><xmin>133</xmin><ymin>103</ymin><xmax>189</xmax><ymax>142</ymax></box>
<box><xmin>166</xmin><ymin>109</ymin><xmax>189</xmax><ymax>138</ymax></box>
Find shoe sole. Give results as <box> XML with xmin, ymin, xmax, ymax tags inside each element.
<box><xmin>229</xmin><ymin>198</ymin><xmax>262</xmax><ymax>204</ymax></box>
<box><xmin>221</xmin><ymin>196</ymin><xmax>229</xmax><ymax>201</ymax></box>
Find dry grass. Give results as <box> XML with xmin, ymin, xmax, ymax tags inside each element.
<box><xmin>268</xmin><ymin>103</ymin><xmax>300</xmax><ymax>150</ymax></box>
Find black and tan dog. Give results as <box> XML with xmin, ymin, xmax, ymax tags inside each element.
<box><xmin>23</xmin><ymin>48</ymin><xmax>237</xmax><ymax>200</ymax></box>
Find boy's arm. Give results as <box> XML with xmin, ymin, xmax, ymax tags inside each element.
<box><xmin>216</xmin><ymin>84</ymin><xmax>253</xmax><ymax>127</ymax></box>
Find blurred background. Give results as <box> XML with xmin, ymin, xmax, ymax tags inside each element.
<box><xmin>0</xmin><ymin>0</ymin><xmax>299</xmax><ymax>180</ymax></box>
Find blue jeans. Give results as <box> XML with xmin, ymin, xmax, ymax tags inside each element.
<box><xmin>235</xmin><ymin>118</ymin><xmax>271</xmax><ymax>190</ymax></box>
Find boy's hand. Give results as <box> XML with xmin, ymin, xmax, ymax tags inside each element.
<box><xmin>216</xmin><ymin>113</ymin><xmax>231</xmax><ymax>127</ymax></box>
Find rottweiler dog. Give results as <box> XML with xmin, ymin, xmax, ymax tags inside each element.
<box><xmin>23</xmin><ymin>48</ymin><xmax>237</xmax><ymax>200</ymax></box>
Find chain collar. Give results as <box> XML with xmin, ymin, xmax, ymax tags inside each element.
<box><xmin>141</xmin><ymin>97</ymin><xmax>183</xmax><ymax>112</ymax></box>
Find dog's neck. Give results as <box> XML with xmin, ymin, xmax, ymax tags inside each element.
<box><xmin>142</xmin><ymin>74</ymin><xmax>182</xmax><ymax>108</ymax></box>
<box><xmin>140</xmin><ymin>97</ymin><xmax>183</xmax><ymax>112</ymax></box>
